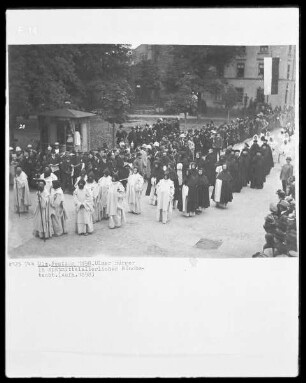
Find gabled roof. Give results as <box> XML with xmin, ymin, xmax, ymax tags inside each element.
<box><xmin>38</xmin><ymin>108</ymin><xmax>96</xmax><ymax>118</ymax></box>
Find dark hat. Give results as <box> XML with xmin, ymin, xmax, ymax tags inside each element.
<box><xmin>78</xmin><ymin>179</ymin><xmax>86</xmax><ymax>186</ymax></box>
<box><xmin>276</xmin><ymin>189</ymin><xmax>285</xmax><ymax>196</ymax></box>
<box><xmin>286</xmin><ymin>156</ymin><xmax>292</xmax><ymax>161</ymax></box>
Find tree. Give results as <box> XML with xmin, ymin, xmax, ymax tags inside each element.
<box><xmin>220</xmin><ymin>84</ymin><xmax>239</xmax><ymax>122</ymax></box>
<box><xmin>162</xmin><ymin>82</ymin><xmax>198</xmax><ymax>128</ymax></box>
<box><xmin>161</xmin><ymin>45</ymin><xmax>242</xmax><ymax>114</ymax></box>
<box><xmin>8</xmin><ymin>44</ymin><xmax>134</xmax><ymax>144</ymax></box>
<box><xmin>130</xmin><ymin>59</ymin><xmax>161</xmax><ymax>104</ymax></box>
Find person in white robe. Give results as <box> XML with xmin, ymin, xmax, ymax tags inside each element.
<box><xmin>50</xmin><ymin>180</ymin><xmax>68</xmax><ymax>236</ymax></box>
<box><xmin>156</xmin><ymin>172</ymin><xmax>175</xmax><ymax>224</ymax></box>
<box><xmin>40</xmin><ymin>166</ymin><xmax>58</xmax><ymax>194</ymax></box>
<box><xmin>278</xmin><ymin>139</ymin><xmax>291</xmax><ymax>164</ymax></box>
<box><xmin>97</xmin><ymin>170</ymin><xmax>113</xmax><ymax>220</ymax></box>
<box><xmin>106</xmin><ymin>174</ymin><xmax>126</xmax><ymax>229</ymax></box>
<box><xmin>33</xmin><ymin>180</ymin><xmax>54</xmax><ymax>239</ymax></box>
<box><xmin>181</xmin><ymin>181</ymin><xmax>189</xmax><ymax>217</ymax></box>
<box><xmin>149</xmin><ymin>176</ymin><xmax>157</xmax><ymax>205</ymax></box>
<box><xmin>126</xmin><ymin>167</ymin><xmax>144</xmax><ymax>214</ymax></box>
<box><xmin>73</xmin><ymin>179</ymin><xmax>94</xmax><ymax>235</ymax></box>
<box><xmin>85</xmin><ymin>174</ymin><xmax>99</xmax><ymax>222</ymax></box>
<box><xmin>13</xmin><ymin>166</ymin><xmax>31</xmax><ymax>213</ymax></box>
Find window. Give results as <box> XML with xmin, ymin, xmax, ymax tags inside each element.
<box><xmin>287</xmin><ymin>64</ymin><xmax>290</xmax><ymax>79</ymax></box>
<box><xmin>260</xmin><ymin>46</ymin><xmax>269</xmax><ymax>53</ymax></box>
<box><xmin>258</xmin><ymin>62</ymin><xmax>264</xmax><ymax>76</ymax></box>
<box><xmin>235</xmin><ymin>87</ymin><xmax>244</xmax><ymax>102</ymax></box>
<box><xmin>237</xmin><ymin>63</ymin><xmax>245</xmax><ymax>78</ymax></box>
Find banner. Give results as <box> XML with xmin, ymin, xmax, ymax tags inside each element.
<box><xmin>264</xmin><ymin>57</ymin><xmax>272</xmax><ymax>95</ymax></box>
<box><xmin>264</xmin><ymin>57</ymin><xmax>280</xmax><ymax>95</ymax></box>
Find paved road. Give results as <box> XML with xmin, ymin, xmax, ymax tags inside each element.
<box><xmin>7</xmin><ymin>130</ymin><xmax>296</xmax><ymax>259</ymax></box>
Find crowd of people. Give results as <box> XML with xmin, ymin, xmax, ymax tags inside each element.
<box><xmin>11</xmin><ymin>105</ymin><xmax>297</xmax><ymax>253</ymax></box>
<box><xmin>254</xmin><ymin>174</ymin><xmax>297</xmax><ymax>258</ymax></box>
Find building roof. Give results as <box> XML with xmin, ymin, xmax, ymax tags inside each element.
<box><xmin>38</xmin><ymin>108</ymin><xmax>96</xmax><ymax>119</ymax></box>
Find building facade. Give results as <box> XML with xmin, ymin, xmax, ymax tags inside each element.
<box><xmin>133</xmin><ymin>44</ymin><xmax>296</xmax><ymax>110</ymax></box>
<box><xmin>210</xmin><ymin>45</ymin><xmax>296</xmax><ymax>109</ymax></box>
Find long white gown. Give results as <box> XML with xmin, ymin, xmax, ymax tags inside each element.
<box><xmin>126</xmin><ymin>173</ymin><xmax>144</xmax><ymax>214</ymax></box>
<box><xmin>156</xmin><ymin>179</ymin><xmax>174</xmax><ymax>224</ymax></box>
<box><xmin>73</xmin><ymin>187</ymin><xmax>94</xmax><ymax>234</ymax></box>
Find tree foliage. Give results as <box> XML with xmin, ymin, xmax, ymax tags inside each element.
<box><xmin>8</xmin><ymin>44</ymin><xmax>134</xmax><ymax>126</ymax></box>
<box><xmin>221</xmin><ymin>84</ymin><xmax>239</xmax><ymax>110</ymax></box>
<box><xmin>130</xmin><ymin>59</ymin><xmax>161</xmax><ymax>103</ymax></box>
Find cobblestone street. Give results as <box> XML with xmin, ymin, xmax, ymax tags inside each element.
<box><xmin>7</xmin><ymin>130</ymin><xmax>296</xmax><ymax>259</ymax></box>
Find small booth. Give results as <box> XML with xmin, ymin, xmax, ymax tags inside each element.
<box><xmin>38</xmin><ymin>108</ymin><xmax>96</xmax><ymax>152</ymax></box>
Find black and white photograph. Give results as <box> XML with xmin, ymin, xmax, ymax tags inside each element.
<box><xmin>7</xmin><ymin>42</ymin><xmax>297</xmax><ymax>258</ymax></box>
<box><xmin>6</xmin><ymin>8</ymin><xmax>299</xmax><ymax>378</ymax></box>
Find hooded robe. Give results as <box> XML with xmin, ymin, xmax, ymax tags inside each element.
<box><xmin>211</xmin><ymin>170</ymin><xmax>233</xmax><ymax>205</ymax></box>
<box><xmin>13</xmin><ymin>171</ymin><xmax>31</xmax><ymax>213</ymax></box>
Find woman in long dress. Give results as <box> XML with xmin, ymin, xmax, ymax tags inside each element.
<box><xmin>50</xmin><ymin>180</ymin><xmax>68</xmax><ymax>236</ymax></box>
<box><xmin>196</xmin><ymin>168</ymin><xmax>210</xmax><ymax>212</ymax></box>
<box><xmin>73</xmin><ymin>179</ymin><xmax>94</xmax><ymax>236</ymax></box>
<box><xmin>97</xmin><ymin>170</ymin><xmax>112</xmax><ymax>220</ymax></box>
<box><xmin>211</xmin><ymin>164</ymin><xmax>233</xmax><ymax>208</ymax></box>
<box><xmin>106</xmin><ymin>174</ymin><xmax>126</xmax><ymax>229</ymax></box>
<box><xmin>85</xmin><ymin>173</ymin><xmax>99</xmax><ymax>222</ymax></box>
<box><xmin>33</xmin><ymin>180</ymin><xmax>54</xmax><ymax>239</ymax></box>
<box><xmin>13</xmin><ymin>166</ymin><xmax>31</xmax><ymax>213</ymax></box>
<box><xmin>156</xmin><ymin>172</ymin><xmax>175</xmax><ymax>224</ymax></box>
<box><xmin>181</xmin><ymin>169</ymin><xmax>198</xmax><ymax>217</ymax></box>
<box><xmin>126</xmin><ymin>167</ymin><xmax>144</xmax><ymax>214</ymax></box>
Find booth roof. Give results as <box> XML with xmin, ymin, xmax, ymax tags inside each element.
<box><xmin>38</xmin><ymin>108</ymin><xmax>96</xmax><ymax>118</ymax></box>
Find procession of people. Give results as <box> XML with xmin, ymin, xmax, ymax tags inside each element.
<box><xmin>10</xmin><ymin>105</ymin><xmax>296</xmax><ymax>255</ymax></box>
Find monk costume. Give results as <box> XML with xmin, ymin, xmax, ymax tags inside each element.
<box><xmin>211</xmin><ymin>165</ymin><xmax>233</xmax><ymax>208</ymax></box>
<box><xmin>126</xmin><ymin>168</ymin><xmax>144</xmax><ymax>214</ymax></box>
<box><xmin>97</xmin><ymin>171</ymin><xmax>113</xmax><ymax>220</ymax></box>
<box><xmin>156</xmin><ymin>173</ymin><xmax>175</xmax><ymax>224</ymax></box>
<box><xmin>49</xmin><ymin>180</ymin><xmax>68</xmax><ymax>236</ymax></box>
<box><xmin>106</xmin><ymin>175</ymin><xmax>126</xmax><ymax>229</ymax></box>
<box><xmin>73</xmin><ymin>180</ymin><xmax>94</xmax><ymax>235</ymax></box>
<box><xmin>33</xmin><ymin>180</ymin><xmax>54</xmax><ymax>239</ymax></box>
<box><xmin>13</xmin><ymin>167</ymin><xmax>31</xmax><ymax>213</ymax></box>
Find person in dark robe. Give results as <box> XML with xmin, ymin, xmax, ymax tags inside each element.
<box><xmin>250</xmin><ymin>151</ymin><xmax>265</xmax><ymax>189</ymax></box>
<box><xmin>260</xmin><ymin>143</ymin><xmax>271</xmax><ymax>177</ymax></box>
<box><xmin>249</xmin><ymin>136</ymin><xmax>261</xmax><ymax>159</ymax></box>
<box><xmin>239</xmin><ymin>149</ymin><xmax>251</xmax><ymax>187</ymax></box>
<box><xmin>228</xmin><ymin>150</ymin><xmax>243</xmax><ymax>193</ymax></box>
<box><xmin>181</xmin><ymin>169</ymin><xmax>198</xmax><ymax>217</ymax></box>
<box><xmin>262</xmin><ymin>140</ymin><xmax>274</xmax><ymax>175</ymax></box>
<box><xmin>211</xmin><ymin>163</ymin><xmax>233</xmax><ymax>208</ymax></box>
<box><xmin>204</xmin><ymin>148</ymin><xmax>217</xmax><ymax>186</ymax></box>
<box><xmin>195</xmin><ymin>168</ymin><xmax>210</xmax><ymax>212</ymax></box>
